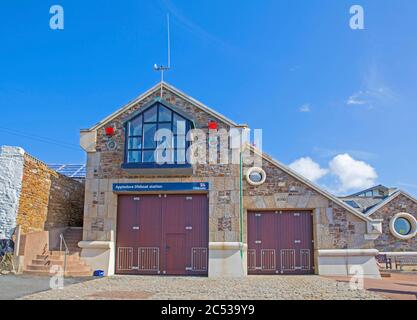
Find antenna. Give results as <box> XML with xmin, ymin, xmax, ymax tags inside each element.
<box><xmin>154</xmin><ymin>14</ymin><xmax>171</xmax><ymax>97</ymax></box>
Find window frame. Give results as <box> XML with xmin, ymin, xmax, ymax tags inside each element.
<box><xmin>122</xmin><ymin>102</ymin><xmax>194</xmax><ymax>169</ymax></box>
<box><xmin>389</xmin><ymin>212</ymin><xmax>417</xmax><ymax>240</ymax></box>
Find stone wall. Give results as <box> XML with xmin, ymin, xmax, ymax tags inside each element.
<box><xmin>0</xmin><ymin>150</ymin><xmax>86</xmax><ymax>236</ymax></box>
<box><xmin>16</xmin><ymin>155</ymin><xmax>52</xmax><ymax>234</ymax></box>
<box><xmin>94</xmin><ymin>89</ymin><xmax>232</xmax><ymax>180</ymax></box>
<box><xmin>371</xmin><ymin>194</ymin><xmax>417</xmax><ymax>252</ymax></box>
<box><xmin>0</xmin><ymin>146</ymin><xmax>25</xmax><ymax>239</ymax></box>
<box><xmin>45</xmin><ymin>172</ymin><xmax>85</xmax><ymax>230</ymax></box>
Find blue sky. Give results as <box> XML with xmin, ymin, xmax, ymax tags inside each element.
<box><xmin>1</xmin><ymin>1</ymin><xmax>416</xmax><ymax>196</ymax></box>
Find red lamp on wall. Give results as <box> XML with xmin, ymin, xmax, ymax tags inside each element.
<box><xmin>208</xmin><ymin>121</ymin><xmax>218</xmax><ymax>130</ymax></box>
<box><xmin>105</xmin><ymin>126</ymin><xmax>115</xmax><ymax>137</ymax></box>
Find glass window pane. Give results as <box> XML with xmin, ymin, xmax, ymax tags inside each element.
<box><xmin>158</xmin><ymin>122</ymin><xmax>172</xmax><ymax>131</ymax></box>
<box><xmin>144</xmin><ymin>106</ymin><xmax>157</xmax><ymax>123</ymax></box>
<box><xmin>128</xmin><ymin>151</ymin><xmax>141</xmax><ymax>163</ymax></box>
<box><xmin>249</xmin><ymin>172</ymin><xmax>263</xmax><ymax>183</ymax></box>
<box><xmin>129</xmin><ymin>116</ymin><xmax>142</xmax><ymax>136</ymax></box>
<box><xmin>143</xmin><ymin>150</ymin><xmax>155</xmax><ymax>163</ymax></box>
<box><xmin>175</xmin><ymin>148</ymin><xmax>186</xmax><ymax>164</ymax></box>
<box><xmin>128</xmin><ymin>137</ymin><xmax>142</xmax><ymax>150</ymax></box>
<box><xmin>173</xmin><ymin>114</ymin><xmax>186</xmax><ymax>134</ymax></box>
<box><xmin>175</xmin><ymin>135</ymin><xmax>186</xmax><ymax>149</ymax></box>
<box><xmin>143</xmin><ymin>123</ymin><xmax>157</xmax><ymax>148</ymax></box>
<box><xmin>394</xmin><ymin>218</ymin><xmax>412</xmax><ymax>235</ymax></box>
<box><xmin>159</xmin><ymin>106</ymin><xmax>172</xmax><ymax>122</ymax></box>
<box><xmin>155</xmin><ymin>148</ymin><xmax>174</xmax><ymax>164</ymax></box>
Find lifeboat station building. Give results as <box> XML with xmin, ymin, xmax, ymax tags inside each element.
<box><xmin>78</xmin><ymin>82</ymin><xmax>417</xmax><ymax>279</ymax></box>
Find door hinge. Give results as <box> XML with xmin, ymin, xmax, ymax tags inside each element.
<box><xmin>185</xmin><ymin>226</ymin><xmax>193</xmax><ymax>230</ymax></box>
<box><xmin>132</xmin><ymin>226</ymin><xmax>140</xmax><ymax>230</ymax></box>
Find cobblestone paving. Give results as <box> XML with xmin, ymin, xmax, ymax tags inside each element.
<box><xmin>21</xmin><ymin>275</ymin><xmax>387</xmax><ymax>300</ymax></box>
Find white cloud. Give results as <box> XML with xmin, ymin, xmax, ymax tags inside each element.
<box><xmin>346</xmin><ymin>64</ymin><xmax>396</xmax><ymax>108</ymax></box>
<box><xmin>346</xmin><ymin>91</ymin><xmax>368</xmax><ymax>105</ymax></box>
<box><xmin>299</xmin><ymin>103</ymin><xmax>311</xmax><ymax>112</ymax></box>
<box><xmin>329</xmin><ymin>154</ymin><xmax>378</xmax><ymax>192</ymax></box>
<box><xmin>289</xmin><ymin>157</ymin><xmax>328</xmax><ymax>182</ymax></box>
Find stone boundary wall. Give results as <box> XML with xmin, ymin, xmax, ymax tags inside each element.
<box><xmin>0</xmin><ymin>146</ymin><xmax>85</xmax><ymax>238</ymax></box>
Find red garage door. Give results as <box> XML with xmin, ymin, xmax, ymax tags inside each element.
<box><xmin>116</xmin><ymin>194</ymin><xmax>208</xmax><ymax>276</ymax></box>
<box><xmin>248</xmin><ymin>211</ymin><xmax>314</xmax><ymax>275</ymax></box>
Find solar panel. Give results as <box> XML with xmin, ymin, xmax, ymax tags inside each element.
<box><xmin>344</xmin><ymin>200</ymin><xmax>361</xmax><ymax>209</ymax></box>
<box><xmin>48</xmin><ymin>164</ymin><xmax>86</xmax><ymax>179</ymax></box>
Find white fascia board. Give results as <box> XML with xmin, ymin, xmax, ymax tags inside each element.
<box><xmin>366</xmin><ymin>190</ymin><xmax>417</xmax><ymax>217</ymax></box>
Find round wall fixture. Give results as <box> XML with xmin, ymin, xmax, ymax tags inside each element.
<box><xmin>106</xmin><ymin>139</ymin><xmax>118</xmax><ymax>151</ymax></box>
<box><xmin>246</xmin><ymin>167</ymin><xmax>267</xmax><ymax>186</ymax></box>
<box><xmin>389</xmin><ymin>212</ymin><xmax>417</xmax><ymax>240</ymax></box>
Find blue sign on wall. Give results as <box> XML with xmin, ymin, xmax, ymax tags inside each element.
<box><xmin>113</xmin><ymin>182</ymin><xmax>209</xmax><ymax>193</ymax></box>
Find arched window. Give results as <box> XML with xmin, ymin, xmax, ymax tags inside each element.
<box><xmin>124</xmin><ymin>102</ymin><xmax>193</xmax><ymax>166</ymax></box>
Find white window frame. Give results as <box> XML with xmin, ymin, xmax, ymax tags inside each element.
<box><xmin>389</xmin><ymin>212</ymin><xmax>417</xmax><ymax>240</ymax></box>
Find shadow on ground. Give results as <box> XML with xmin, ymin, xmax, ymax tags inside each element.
<box><xmin>0</xmin><ymin>274</ymin><xmax>95</xmax><ymax>300</ymax></box>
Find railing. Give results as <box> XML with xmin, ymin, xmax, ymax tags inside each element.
<box><xmin>59</xmin><ymin>234</ymin><xmax>70</xmax><ymax>277</ymax></box>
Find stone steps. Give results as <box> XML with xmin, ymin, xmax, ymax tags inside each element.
<box><xmin>31</xmin><ymin>259</ymin><xmax>89</xmax><ymax>267</ymax></box>
<box><xmin>24</xmin><ymin>228</ymin><xmax>92</xmax><ymax>277</ymax></box>
<box><xmin>24</xmin><ymin>270</ymin><xmax>93</xmax><ymax>277</ymax></box>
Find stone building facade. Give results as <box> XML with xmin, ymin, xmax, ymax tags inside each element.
<box><xmin>370</xmin><ymin>193</ymin><xmax>417</xmax><ymax>252</ymax></box>
<box><xmin>0</xmin><ymin>146</ymin><xmax>85</xmax><ymax>238</ymax></box>
<box><xmin>79</xmin><ymin>82</ymin><xmax>385</xmax><ymax>278</ymax></box>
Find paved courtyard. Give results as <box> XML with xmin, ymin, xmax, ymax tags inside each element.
<box><xmin>0</xmin><ymin>274</ymin><xmax>93</xmax><ymax>300</ymax></box>
<box><xmin>21</xmin><ymin>275</ymin><xmax>386</xmax><ymax>300</ymax></box>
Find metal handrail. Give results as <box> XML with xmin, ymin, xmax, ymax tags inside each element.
<box><xmin>59</xmin><ymin>234</ymin><xmax>70</xmax><ymax>277</ymax></box>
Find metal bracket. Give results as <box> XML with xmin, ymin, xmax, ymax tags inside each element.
<box><xmin>133</xmin><ymin>197</ymin><xmax>140</xmax><ymax>201</ymax></box>
<box><xmin>185</xmin><ymin>226</ymin><xmax>193</xmax><ymax>230</ymax></box>
<box><xmin>255</xmin><ymin>240</ymin><xmax>262</xmax><ymax>244</ymax></box>
<box><xmin>132</xmin><ymin>226</ymin><xmax>140</xmax><ymax>230</ymax></box>
<box><xmin>294</xmin><ymin>240</ymin><xmax>301</xmax><ymax>244</ymax></box>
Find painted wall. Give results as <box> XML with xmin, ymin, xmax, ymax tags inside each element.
<box><xmin>0</xmin><ymin>146</ymin><xmax>25</xmax><ymax>239</ymax></box>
